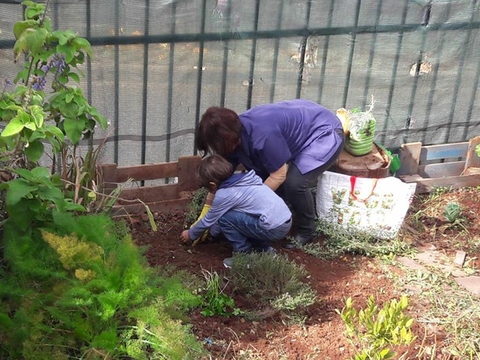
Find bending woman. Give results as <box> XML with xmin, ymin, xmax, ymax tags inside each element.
<box><xmin>195</xmin><ymin>99</ymin><xmax>344</xmax><ymax>248</ymax></box>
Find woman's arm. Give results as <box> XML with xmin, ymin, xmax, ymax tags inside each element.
<box><xmin>264</xmin><ymin>163</ymin><xmax>288</xmax><ymax>191</ymax></box>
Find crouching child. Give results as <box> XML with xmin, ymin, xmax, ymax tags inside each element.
<box><xmin>181</xmin><ymin>154</ymin><xmax>292</xmax><ymax>268</ymax></box>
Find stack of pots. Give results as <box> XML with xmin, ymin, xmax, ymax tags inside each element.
<box><xmin>343</xmin><ymin>118</ymin><xmax>376</xmax><ymax>156</ymax></box>
<box><xmin>337</xmin><ymin>108</ymin><xmax>376</xmax><ymax>157</ymax></box>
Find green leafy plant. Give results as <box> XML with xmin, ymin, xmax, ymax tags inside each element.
<box><xmin>184</xmin><ymin>187</ymin><xmax>208</xmax><ymax>229</ymax></box>
<box><xmin>200</xmin><ymin>269</ymin><xmax>241</xmax><ymax>317</ymax></box>
<box><xmin>441</xmin><ymin>201</ymin><xmax>468</xmax><ymax>233</ymax></box>
<box><xmin>228</xmin><ymin>252</ymin><xmax>317</xmax><ymax>316</ymax></box>
<box><xmin>0</xmin><ymin>166</ymin><xmax>84</xmax><ymax>232</ymax></box>
<box><xmin>336</xmin><ymin>295</ymin><xmax>416</xmax><ymax>360</ymax></box>
<box><xmin>1</xmin><ymin>0</ymin><xmax>107</xmax><ymax>163</ymax></box>
<box><xmin>0</xmin><ymin>0</ymin><xmax>108</xmax><ymax>215</ymax></box>
<box><xmin>443</xmin><ymin>202</ymin><xmax>462</xmax><ymax>223</ymax></box>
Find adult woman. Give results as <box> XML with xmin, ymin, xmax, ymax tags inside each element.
<box><xmin>195</xmin><ymin>99</ymin><xmax>344</xmax><ymax>248</ymax></box>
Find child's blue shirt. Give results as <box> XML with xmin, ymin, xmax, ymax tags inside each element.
<box><xmin>188</xmin><ymin>170</ymin><xmax>291</xmax><ymax>240</ymax></box>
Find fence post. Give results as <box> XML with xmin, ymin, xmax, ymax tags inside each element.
<box><xmin>177</xmin><ymin>156</ymin><xmax>201</xmax><ymax>194</ymax></box>
<box><xmin>99</xmin><ymin>163</ymin><xmax>118</xmax><ymax>194</ymax></box>
<box><xmin>465</xmin><ymin>136</ymin><xmax>480</xmax><ymax>169</ymax></box>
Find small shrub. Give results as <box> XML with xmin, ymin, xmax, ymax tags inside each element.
<box><xmin>310</xmin><ymin>220</ymin><xmax>413</xmax><ymax>260</ymax></box>
<box><xmin>0</xmin><ymin>213</ymin><xmax>207</xmax><ymax>359</ymax></box>
<box><xmin>228</xmin><ymin>252</ymin><xmax>317</xmax><ymax>314</ymax></box>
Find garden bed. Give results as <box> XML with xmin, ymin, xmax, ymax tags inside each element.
<box><xmin>130</xmin><ymin>186</ymin><xmax>480</xmax><ymax>359</ymax></box>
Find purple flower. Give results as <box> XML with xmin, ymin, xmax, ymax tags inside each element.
<box><xmin>51</xmin><ymin>54</ymin><xmax>66</xmax><ymax>74</ymax></box>
<box><xmin>32</xmin><ymin>76</ymin><xmax>47</xmax><ymax>91</ymax></box>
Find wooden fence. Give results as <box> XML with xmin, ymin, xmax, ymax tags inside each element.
<box><xmin>396</xmin><ymin>136</ymin><xmax>480</xmax><ymax>193</ymax></box>
<box><xmin>100</xmin><ymin>156</ymin><xmax>201</xmax><ymax>215</ymax></box>
<box><xmin>99</xmin><ymin>137</ymin><xmax>480</xmax><ymax>215</ymax></box>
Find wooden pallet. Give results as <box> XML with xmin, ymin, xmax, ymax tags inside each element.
<box><xmin>99</xmin><ymin>156</ymin><xmax>201</xmax><ymax>215</ymax></box>
<box><xmin>396</xmin><ymin>136</ymin><xmax>480</xmax><ymax>193</ymax></box>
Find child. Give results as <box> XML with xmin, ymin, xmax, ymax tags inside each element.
<box><xmin>181</xmin><ymin>154</ymin><xmax>292</xmax><ymax>268</ymax></box>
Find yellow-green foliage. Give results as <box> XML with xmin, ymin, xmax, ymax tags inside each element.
<box><xmin>41</xmin><ymin>230</ymin><xmax>103</xmax><ymax>281</ymax></box>
<box><xmin>123</xmin><ymin>299</ymin><xmax>205</xmax><ymax>359</ymax></box>
<box><xmin>1</xmin><ymin>214</ymin><xmax>206</xmax><ymax>359</ymax></box>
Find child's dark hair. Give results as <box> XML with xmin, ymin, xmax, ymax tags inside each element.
<box><xmin>196</xmin><ymin>154</ymin><xmax>234</xmax><ymax>189</ymax></box>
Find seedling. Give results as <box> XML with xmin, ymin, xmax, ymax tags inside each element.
<box><xmin>336</xmin><ymin>295</ymin><xmax>415</xmax><ymax>360</ymax></box>
<box><xmin>443</xmin><ymin>202</ymin><xmax>462</xmax><ymax>223</ymax></box>
<box><xmin>442</xmin><ymin>202</ymin><xmax>468</xmax><ymax>232</ymax></box>
<box><xmin>200</xmin><ymin>269</ymin><xmax>241</xmax><ymax>317</ymax></box>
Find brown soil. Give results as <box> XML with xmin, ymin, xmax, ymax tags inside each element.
<box><xmin>130</xmin><ymin>187</ymin><xmax>480</xmax><ymax>360</ymax></box>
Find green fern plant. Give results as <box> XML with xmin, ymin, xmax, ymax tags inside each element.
<box><xmin>0</xmin><ymin>213</ymin><xmax>206</xmax><ymax>359</ymax></box>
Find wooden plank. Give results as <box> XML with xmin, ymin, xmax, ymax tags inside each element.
<box><xmin>117</xmin><ymin>184</ymin><xmax>178</xmax><ymax>203</ymax></box>
<box><xmin>177</xmin><ymin>156</ymin><xmax>201</xmax><ymax>193</ymax></box>
<box><xmin>419</xmin><ymin>161</ymin><xmax>465</xmax><ymax>178</ymax></box>
<box><xmin>398</xmin><ymin>174</ymin><xmax>424</xmax><ymax>182</ymax></box>
<box><xmin>402</xmin><ymin>174</ymin><xmax>480</xmax><ymax>193</ymax></box>
<box><xmin>397</xmin><ymin>142</ymin><xmax>422</xmax><ymax>175</ymax></box>
<box><xmin>99</xmin><ymin>164</ymin><xmax>118</xmax><ymax>193</ymax></box>
<box><xmin>116</xmin><ymin>162</ymin><xmax>178</xmax><ymax>182</ymax></box>
<box><xmin>463</xmin><ymin>167</ymin><xmax>480</xmax><ymax>175</ymax></box>
<box><xmin>464</xmin><ymin>136</ymin><xmax>480</xmax><ymax>170</ymax></box>
<box><xmin>420</xmin><ymin>142</ymin><xmax>468</xmax><ymax>162</ymax></box>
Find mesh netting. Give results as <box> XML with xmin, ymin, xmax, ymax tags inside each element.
<box><xmin>1</xmin><ymin>0</ymin><xmax>480</xmax><ymax>167</ymax></box>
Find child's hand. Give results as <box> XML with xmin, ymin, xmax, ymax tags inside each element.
<box><xmin>181</xmin><ymin>230</ymin><xmax>192</xmax><ymax>244</ymax></box>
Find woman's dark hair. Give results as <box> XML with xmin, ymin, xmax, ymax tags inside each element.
<box><xmin>195</xmin><ymin>107</ymin><xmax>242</xmax><ymax>157</ymax></box>
<box><xmin>196</xmin><ymin>154</ymin><xmax>234</xmax><ymax>189</ymax></box>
